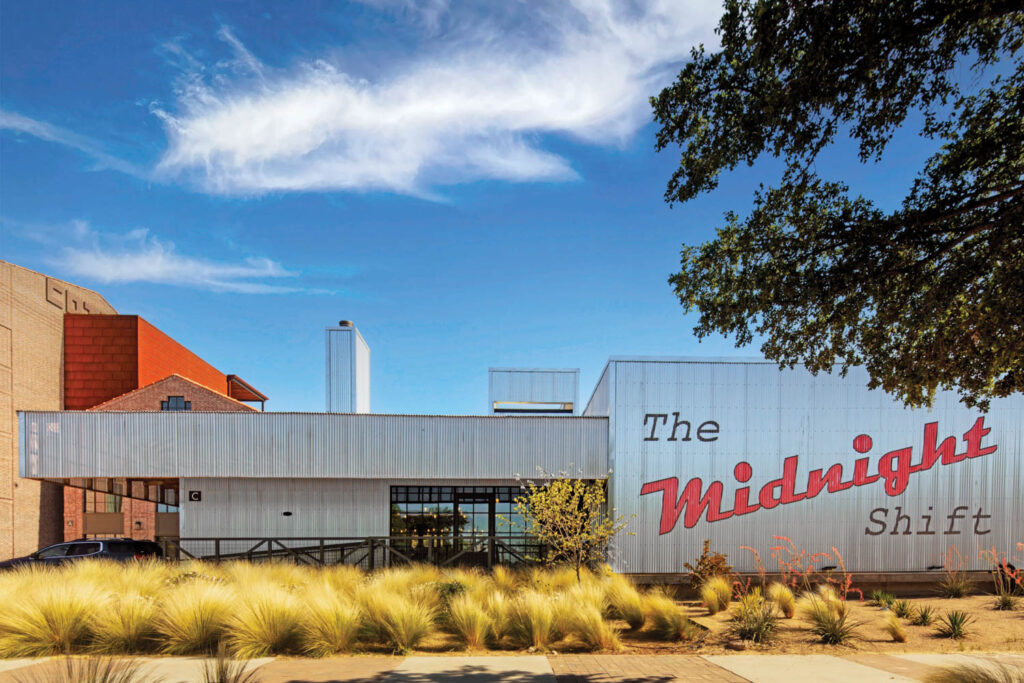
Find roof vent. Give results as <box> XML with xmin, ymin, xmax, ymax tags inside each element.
<box><xmin>338</xmin><ymin>320</ymin><xmax>353</xmax><ymax>327</ymax></box>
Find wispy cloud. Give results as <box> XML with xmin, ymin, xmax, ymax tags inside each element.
<box><xmin>0</xmin><ymin>110</ymin><xmax>144</xmax><ymax>177</ymax></box>
<box><xmin>154</xmin><ymin>0</ymin><xmax>720</xmax><ymax>196</ymax></box>
<box><xmin>30</xmin><ymin>220</ymin><xmax>314</xmax><ymax>294</ymax></box>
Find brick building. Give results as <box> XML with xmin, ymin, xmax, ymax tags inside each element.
<box><xmin>0</xmin><ymin>262</ymin><xmax>117</xmax><ymax>560</ymax></box>
<box><xmin>63</xmin><ymin>375</ymin><xmax>258</xmax><ymax>542</ymax></box>
<box><xmin>0</xmin><ymin>261</ymin><xmax>265</xmax><ymax>560</ymax></box>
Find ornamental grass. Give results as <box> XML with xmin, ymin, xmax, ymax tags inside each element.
<box><xmin>604</xmin><ymin>574</ymin><xmax>645</xmax><ymax>630</ymax></box>
<box><xmin>766</xmin><ymin>582</ymin><xmax>795</xmax><ymax>619</ymax></box>
<box><xmin>700</xmin><ymin>575</ymin><xmax>732</xmax><ymax>615</ymax></box>
<box><xmin>0</xmin><ymin>558</ymin><xmax>882</xmax><ymax>657</ymax></box>
<box><xmin>356</xmin><ymin>589</ymin><xmax>436</xmax><ymax>653</ymax></box>
<box><xmin>447</xmin><ymin>593</ymin><xmax>491</xmax><ymax>649</ymax></box>
<box><xmin>156</xmin><ymin>581</ymin><xmax>235</xmax><ymax>655</ymax></box>
<box><xmin>298</xmin><ymin>590</ymin><xmax>362</xmax><ymax>656</ymax></box>
<box><xmin>225</xmin><ymin>583</ymin><xmax>305</xmax><ymax>657</ymax></box>
<box><xmin>509</xmin><ymin>590</ymin><xmax>559</xmax><ymax>650</ymax></box>
<box><xmin>643</xmin><ymin>592</ymin><xmax>701</xmax><ymax>641</ymax></box>
<box><xmin>0</xmin><ymin>579</ymin><xmax>103</xmax><ymax>657</ymax></box>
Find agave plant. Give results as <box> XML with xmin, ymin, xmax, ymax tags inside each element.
<box><xmin>935</xmin><ymin>610</ymin><xmax>973</xmax><ymax>639</ymax></box>
<box><xmin>890</xmin><ymin>599</ymin><xmax>914</xmax><ymax>619</ymax></box>
<box><xmin>911</xmin><ymin>605</ymin><xmax>936</xmax><ymax>626</ymax></box>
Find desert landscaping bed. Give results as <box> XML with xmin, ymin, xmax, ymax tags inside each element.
<box><xmin>0</xmin><ymin>559</ymin><xmax>1021</xmax><ymax>661</ymax></box>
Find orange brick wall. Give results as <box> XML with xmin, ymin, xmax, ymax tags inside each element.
<box><xmin>63</xmin><ymin>315</ymin><xmax>138</xmax><ymax>410</ymax></box>
<box><xmin>137</xmin><ymin>318</ymin><xmax>226</xmax><ymax>394</ymax></box>
<box><xmin>64</xmin><ymin>315</ymin><xmax>229</xmax><ymax>410</ymax></box>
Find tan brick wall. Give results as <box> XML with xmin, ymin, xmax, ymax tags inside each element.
<box><xmin>0</xmin><ymin>261</ymin><xmax>116</xmax><ymax>560</ymax></box>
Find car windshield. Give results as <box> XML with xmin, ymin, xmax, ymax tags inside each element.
<box><xmin>35</xmin><ymin>544</ymin><xmax>69</xmax><ymax>559</ymax></box>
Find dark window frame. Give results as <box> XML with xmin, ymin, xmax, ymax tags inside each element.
<box><xmin>161</xmin><ymin>396</ymin><xmax>192</xmax><ymax>411</ymax></box>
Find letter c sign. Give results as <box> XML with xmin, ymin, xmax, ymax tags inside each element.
<box><xmin>188</xmin><ymin>490</ymin><xmax>202</xmax><ymax>502</ymax></box>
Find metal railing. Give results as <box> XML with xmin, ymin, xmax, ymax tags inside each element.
<box><xmin>159</xmin><ymin>535</ymin><xmax>547</xmax><ymax>569</ymax></box>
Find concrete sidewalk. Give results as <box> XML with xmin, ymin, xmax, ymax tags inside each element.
<box><xmin>0</xmin><ymin>652</ymin><xmax>1022</xmax><ymax>682</ymax></box>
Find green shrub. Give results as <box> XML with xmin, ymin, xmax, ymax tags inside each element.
<box><xmin>684</xmin><ymin>540</ymin><xmax>733</xmax><ymax>587</ymax></box>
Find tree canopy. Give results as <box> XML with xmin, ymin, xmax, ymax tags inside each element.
<box><xmin>505</xmin><ymin>474</ymin><xmax>631</xmax><ymax>582</ymax></box>
<box><xmin>652</xmin><ymin>0</ymin><xmax>1023</xmax><ymax>409</ymax></box>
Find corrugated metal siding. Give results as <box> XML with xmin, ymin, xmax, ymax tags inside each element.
<box><xmin>20</xmin><ymin>412</ymin><xmax>609</xmax><ymax>480</ymax></box>
<box><xmin>179</xmin><ymin>476</ymin><xmax>525</xmax><ymax>539</ymax></box>
<box><xmin>489</xmin><ymin>369</ymin><xmax>579</xmax><ymax>411</ymax></box>
<box><xmin>180</xmin><ymin>478</ymin><xmax>391</xmax><ymax>538</ymax></box>
<box><xmin>325</xmin><ymin>328</ymin><xmax>353</xmax><ymax>412</ymax></box>
<box><xmin>607</xmin><ymin>359</ymin><xmax>1024</xmax><ymax>574</ymax></box>
<box><xmin>583</xmin><ymin>364</ymin><xmax>610</xmax><ymax>417</ymax></box>
<box><xmin>354</xmin><ymin>330</ymin><xmax>370</xmax><ymax>413</ymax></box>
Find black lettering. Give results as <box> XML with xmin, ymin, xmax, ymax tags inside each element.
<box><xmin>973</xmin><ymin>507</ymin><xmax>992</xmax><ymax>535</ymax></box>
<box><xmin>944</xmin><ymin>505</ymin><xmax>968</xmax><ymax>535</ymax></box>
<box><xmin>643</xmin><ymin>414</ymin><xmax>668</xmax><ymax>441</ymax></box>
<box><xmin>865</xmin><ymin>507</ymin><xmax>887</xmax><ymax>535</ymax></box>
<box><xmin>920</xmin><ymin>506</ymin><xmax>935</xmax><ymax>535</ymax></box>
<box><xmin>667</xmin><ymin>413</ymin><xmax>692</xmax><ymax>442</ymax></box>
<box><xmin>891</xmin><ymin>506</ymin><xmax>912</xmax><ymax>535</ymax></box>
<box><xmin>697</xmin><ymin>420</ymin><xmax>720</xmax><ymax>442</ymax></box>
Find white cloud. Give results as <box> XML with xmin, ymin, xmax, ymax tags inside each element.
<box><xmin>0</xmin><ymin>110</ymin><xmax>144</xmax><ymax>177</ymax></box>
<box><xmin>53</xmin><ymin>222</ymin><xmax>306</xmax><ymax>294</ymax></box>
<box><xmin>154</xmin><ymin>0</ymin><xmax>721</xmax><ymax>196</ymax></box>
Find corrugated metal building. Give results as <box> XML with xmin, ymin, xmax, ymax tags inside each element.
<box><xmin>17</xmin><ymin>323</ymin><xmax>1024</xmax><ymax>575</ymax></box>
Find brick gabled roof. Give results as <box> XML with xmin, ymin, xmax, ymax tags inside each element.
<box><xmin>87</xmin><ymin>374</ymin><xmax>259</xmax><ymax>412</ymax></box>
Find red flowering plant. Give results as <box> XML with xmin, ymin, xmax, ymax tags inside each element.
<box><xmin>769</xmin><ymin>536</ymin><xmax>833</xmax><ymax>594</ymax></box>
<box><xmin>979</xmin><ymin>543</ymin><xmax>1023</xmax><ymax>610</ymax></box>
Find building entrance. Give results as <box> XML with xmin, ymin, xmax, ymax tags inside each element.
<box><xmin>389</xmin><ymin>485</ymin><xmax>531</xmax><ymax>565</ymax></box>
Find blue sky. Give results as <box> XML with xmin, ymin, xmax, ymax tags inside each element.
<box><xmin>0</xmin><ymin>1</ymin><xmax>936</xmax><ymax>413</ymax></box>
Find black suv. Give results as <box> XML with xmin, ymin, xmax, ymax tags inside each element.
<box><xmin>0</xmin><ymin>538</ymin><xmax>163</xmax><ymax>569</ymax></box>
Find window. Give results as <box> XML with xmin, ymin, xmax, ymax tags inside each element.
<box><xmin>66</xmin><ymin>542</ymin><xmax>100</xmax><ymax>556</ymax></box>
<box><xmin>35</xmin><ymin>544</ymin><xmax>69</xmax><ymax>559</ymax></box>
<box><xmin>389</xmin><ymin>486</ymin><xmax>525</xmax><ymax>539</ymax></box>
<box><xmin>161</xmin><ymin>396</ymin><xmax>191</xmax><ymax>411</ymax></box>
<box><xmin>84</xmin><ymin>492</ymin><xmax>121</xmax><ymax>513</ymax></box>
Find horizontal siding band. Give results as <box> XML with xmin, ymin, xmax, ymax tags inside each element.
<box><xmin>20</xmin><ymin>412</ymin><xmax>609</xmax><ymax>480</ymax></box>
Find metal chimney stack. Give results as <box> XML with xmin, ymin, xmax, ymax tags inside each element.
<box><xmin>325</xmin><ymin>320</ymin><xmax>370</xmax><ymax>413</ymax></box>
